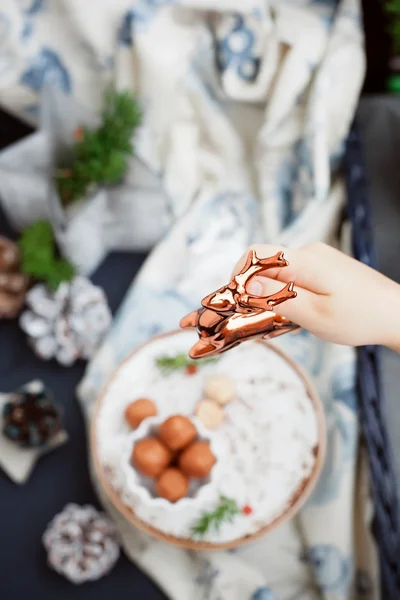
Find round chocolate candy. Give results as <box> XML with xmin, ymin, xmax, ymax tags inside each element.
<box><xmin>178</xmin><ymin>441</ymin><xmax>216</xmax><ymax>478</ymax></box>
<box><xmin>156</xmin><ymin>467</ymin><xmax>189</xmax><ymax>502</ymax></box>
<box><xmin>125</xmin><ymin>398</ymin><xmax>157</xmax><ymax>429</ymax></box>
<box><xmin>158</xmin><ymin>415</ymin><xmax>197</xmax><ymax>451</ymax></box>
<box><xmin>3</xmin><ymin>380</ymin><xmax>62</xmax><ymax>447</ymax></box>
<box><xmin>132</xmin><ymin>438</ymin><xmax>171</xmax><ymax>477</ymax></box>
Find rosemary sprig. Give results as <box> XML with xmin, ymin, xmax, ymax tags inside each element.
<box><xmin>191</xmin><ymin>496</ymin><xmax>240</xmax><ymax>537</ymax></box>
<box><xmin>156</xmin><ymin>353</ymin><xmax>218</xmax><ymax>374</ymax></box>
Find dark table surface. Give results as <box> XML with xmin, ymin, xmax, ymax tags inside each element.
<box><xmin>0</xmin><ymin>109</ymin><xmax>166</xmax><ymax>599</ymax></box>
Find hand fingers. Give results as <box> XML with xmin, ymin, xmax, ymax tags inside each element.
<box><xmin>233</xmin><ymin>243</ymin><xmax>330</xmax><ymax>295</ymax></box>
<box><xmin>288</xmin><ymin>328</ymin><xmax>302</xmax><ymax>335</ymax></box>
<box><xmin>246</xmin><ymin>275</ymin><xmax>323</xmax><ymax>332</ymax></box>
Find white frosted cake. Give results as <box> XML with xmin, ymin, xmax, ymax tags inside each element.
<box><xmin>95</xmin><ymin>330</ymin><xmax>322</xmax><ymax>545</ymax></box>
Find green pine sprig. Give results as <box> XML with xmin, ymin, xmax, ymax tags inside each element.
<box><xmin>385</xmin><ymin>1</ymin><xmax>400</xmax><ymax>53</ymax></box>
<box><xmin>18</xmin><ymin>220</ymin><xmax>75</xmax><ymax>291</ymax></box>
<box><xmin>191</xmin><ymin>496</ymin><xmax>240</xmax><ymax>537</ymax></box>
<box><xmin>56</xmin><ymin>90</ymin><xmax>142</xmax><ymax>206</ymax></box>
<box><xmin>156</xmin><ymin>353</ymin><xmax>218</xmax><ymax>374</ymax></box>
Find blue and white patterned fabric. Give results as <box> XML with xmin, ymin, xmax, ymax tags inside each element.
<box><xmin>0</xmin><ymin>1</ymin><xmax>378</xmax><ymax>599</ymax></box>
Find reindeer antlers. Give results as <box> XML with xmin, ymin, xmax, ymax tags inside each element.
<box><xmin>201</xmin><ymin>250</ymin><xmax>294</xmax><ymax>314</ymax></box>
<box><xmin>234</xmin><ymin>250</ymin><xmax>288</xmax><ymax>295</ymax></box>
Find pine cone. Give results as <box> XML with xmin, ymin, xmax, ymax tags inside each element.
<box><xmin>43</xmin><ymin>504</ymin><xmax>120</xmax><ymax>584</ymax></box>
<box><xmin>3</xmin><ymin>380</ymin><xmax>62</xmax><ymax>448</ymax></box>
<box><xmin>19</xmin><ymin>276</ymin><xmax>112</xmax><ymax>366</ymax></box>
<box><xmin>0</xmin><ymin>236</ymin><xmax>29</xmax><ymax>319</ymax></box>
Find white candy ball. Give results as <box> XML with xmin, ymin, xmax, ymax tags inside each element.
<box><xmin>203</xmin><ymin>374</ymin><xmax>236</xmax><ymax>405</ymax></box>
<box><xmin>195</xmin><ymin>399</ymin><xmax>224</xmax><ymax>429</ymax></box>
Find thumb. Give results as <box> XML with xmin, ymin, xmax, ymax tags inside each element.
<box><xmin>247</xmin><ymin>276</ymin><xmax>320</xmax><ymax>331</ymax></box>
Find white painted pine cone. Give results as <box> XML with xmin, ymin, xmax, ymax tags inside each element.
<box><xmin>43</xmin><ymin>503</ymin><xmax>120</xmax><ymax>583</ymax></box>
<box><xmin>20</xmin><ymin>277</ymin><xmax>112</xmax><ymax>366</ymax></box>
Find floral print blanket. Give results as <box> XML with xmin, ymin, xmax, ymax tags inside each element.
<box><xmin>0</xmin><ymin>1</ymin><xmax>378</xmax><ymax>598</ymax></box>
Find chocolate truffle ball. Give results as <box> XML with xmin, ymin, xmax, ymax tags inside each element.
<box><xmin>178</xmin><ymin>441</ymin><xmax>216</xmax><ymax>478</ymax></box>
<box><xmin>195</xmin><ymin>399</ymin><xmax>224</xmax><ymax>429</ymax></box>
<box><xmin>156</xmin><ymin>467</ymin><xmax>189</xmax><ymax>502</ymax></box>
<box><xmin>132</xmin><ymin>438</ymin><xmax>171</xmax><ymax>477</ymax></box>
<box><xmin>125</xmin><ymin>398</ymin><xmax>157</xmax><ymax>429</ymax></box>
<box><xmin>158</xmin><ymin>415</ymin><xmax>197</xmax><ymax>451</ymax></box>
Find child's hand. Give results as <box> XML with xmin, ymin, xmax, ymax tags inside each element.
<box><xmin>234</xmin><ymin>242</ymin><xmax>400</xmax><ymax>351</ymax></box>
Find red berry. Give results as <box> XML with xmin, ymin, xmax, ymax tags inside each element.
<box><xmin>242</xmin><ymin>505</ymin><xmax>253</xmax><ymax>515</ymax></box>
<box><xmin>74</xmin><ymin>126</ymin><xmax>84</xmax><ymax>141</ymax></box>
<box><xmin>185</xmin><ymin>364</ymin><xmax>198</xmax><ymax>375</ymax></box>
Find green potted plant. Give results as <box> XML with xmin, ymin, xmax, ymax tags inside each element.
<box><xmin>0</xmin><ymin>87</ymin><xmax>171</xmax><ymax>275</ymax></box>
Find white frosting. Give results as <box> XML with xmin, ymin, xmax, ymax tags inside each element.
<box><xmin>96</xmin><ymin>331</ymin><xmax>319</xmax><ymax>543</ymax></box>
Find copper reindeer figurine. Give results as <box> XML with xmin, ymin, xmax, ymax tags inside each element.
<box><xmin>180</xmin><ymin>250</ymin><xmax>300</xmax><ymax>359</ymax></box>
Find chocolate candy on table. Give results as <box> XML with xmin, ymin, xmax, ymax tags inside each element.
<box><xmin>3</xmin><ymin>380</ymin><xmax>62</xmax><ymax>448</ymax></box>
